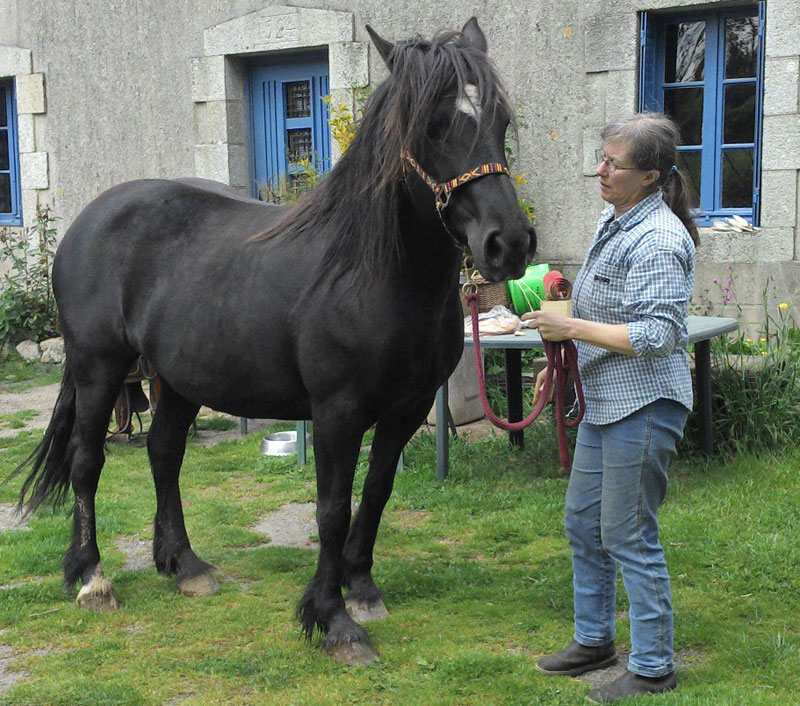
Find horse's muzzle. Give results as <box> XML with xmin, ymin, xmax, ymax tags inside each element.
<box><xmin>478</xmin><ymin>225</ymin><xmax>536</xmax><ymax>282</ymax></box>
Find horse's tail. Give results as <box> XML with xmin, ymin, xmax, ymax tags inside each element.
<box><xmin>9</xmin><ymin>364</ymin><xmax>77</xmax><ymax>515</ymax></box>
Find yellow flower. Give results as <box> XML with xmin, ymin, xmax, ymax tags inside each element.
<box><xmin>760</xmin><ymin>337</ymin><xmax>767</xmax><ymax>343</ymax></box>
<box><xmin>761</xmin><ymin>351</ymin><xmax>767</xmax><ymax>356</ymax></box>
<box><xmin>745</xmin><ymin>337</ymin><xmax>752</xmax><ymax>343</ymax></box>
<box><xmin>778</xmin><ymin>302</ymin><xmax>789</xmax><ymax>310</ymax></box>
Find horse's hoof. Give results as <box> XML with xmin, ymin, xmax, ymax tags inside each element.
<box><xmin>76</xmin><ymin>573</ymin><xmax>120</xmax><ymax>612</ymax></box>
<box><xmin>325</xmin><ymin>640</ymin><xmax>379</xmax><ymax>666</ymax></box>
<box><xmin>178</xmin><ymin>572</ymin><xmax>220</xmax><ymax>597</ymax></box>
<box><xmin>345</xmin><ymin>597</ymin><xmax>389</xmax><ymax>623</ymax></box>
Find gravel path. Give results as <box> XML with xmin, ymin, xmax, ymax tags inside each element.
<box><xmin>0</xmin><ymin>383</ymin><xmax>59</xmax><ymax>439</ymax></box>
<box><xmin>0</xmin><ymin>504</ymin><xmax>28</xmax><ymax>533</ymax></box>
<box><xmin>251</xmin><ymin>502</ymin><xmax>319</xmax><ymax>549</ymax></box>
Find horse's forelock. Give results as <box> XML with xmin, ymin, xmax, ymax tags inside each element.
<box><xmin>377</xmin><ymin>33</ymin><xmax>508</xmax><ymax>164</ymax></box>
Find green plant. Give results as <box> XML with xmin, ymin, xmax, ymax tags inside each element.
<box><xmin>505</xmin><ymin>109</ymin><xmax>536</xmax><ymax>226</ymax></box>
<box><xmin>684</xmin><ymin>270</ymin><xmax>800</xmax><ymax>456</ymax></box>
<box><xmin>258</xmin><ymin>157</ymin><xmax>324</xmax><ymax>204</ymax></box>
<box><xmin>257</xmin><ymin>88</ymin><xmax>370</xmax><ymax>205</ymax></box>
<box><xmin>482</xmin><ymin>349</ymin><xmax>547</xmax><ymax>417</ymax></box>
<box><xmin>322</xmin><ymin>88</ymin><xmax>370</xmax><ymax>155</ymax></box>
<box><xmin>0</xmin><ymin>205</ymin><xmax>60</xmax><ymax>345</ymax></box>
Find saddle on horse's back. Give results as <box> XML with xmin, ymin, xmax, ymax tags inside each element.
<box><xmin>110</xmin><ymin>357</ymin><xmax>160</xmax><ymax>437</ymax></box>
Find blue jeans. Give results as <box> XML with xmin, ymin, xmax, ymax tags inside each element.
<box><xmin>565</xmin><ymin>399</ymin><xmax>687</xmax><ymax>677</ymax></box>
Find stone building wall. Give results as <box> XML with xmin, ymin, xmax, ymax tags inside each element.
<box><xmin>0</xmin><ymin>0</ymin><xmax>797</xmax><ymax>325</ymax></box>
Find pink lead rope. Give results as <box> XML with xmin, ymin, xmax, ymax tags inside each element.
<box><xmin>466</xmin><ymin>292</ymin><xmax>586</xmax><ymax>470</ymax></box>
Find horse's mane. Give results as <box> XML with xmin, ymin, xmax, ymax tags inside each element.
<box><xmin>250</xmin><ymin>29</ymin><xmax>513</xmax><ymax>282</ymax></box>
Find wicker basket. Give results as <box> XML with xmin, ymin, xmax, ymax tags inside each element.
<box><xmin>460</xmin><ymin>276</ymin><xmax>509</xmax><ymax>315</ymax></box>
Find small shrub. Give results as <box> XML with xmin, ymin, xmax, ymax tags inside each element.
<box><xmin>684</xmin><ymin>271</ymin><xmax>800</xmax><ymax>456</ymax></box>
<box><xmin>257</xmin><ymin>157</ymin><xmax>323</xmax><ymax>204</ymax></box>
<box><xmin>322</xmin><ymin>88</ymin><xmax>370</xmax><ymax>154</ymax></box>
<box><xmin>0</xmin><ymin>205</ymin><xmax>59</xmax><ymax>345</ymax></box>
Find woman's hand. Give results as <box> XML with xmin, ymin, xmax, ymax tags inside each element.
<box><xmin>521</xmin><ymin>310</ymin><xmax>573</xmax><ymax>342</ymax></box>
<box><xmin>531</xmin><ymin>367</ymin><xmax>555</xmax><ymax>407</ymax></box>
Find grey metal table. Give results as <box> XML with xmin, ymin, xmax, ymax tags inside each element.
<box><xmin>433</xmin><ymin>315</ymin><xmax>739</xmax><ymax>480</ymax></box>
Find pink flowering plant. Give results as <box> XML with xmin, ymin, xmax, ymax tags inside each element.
<box><xmin>686</xmin><ymin>268</ymin><xmax>800</xmax><ymax>455</ymax></box>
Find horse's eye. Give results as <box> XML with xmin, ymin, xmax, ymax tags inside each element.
<box><xmin>427</xmin><ymin>114</ymin><xmax>451</xmax><ymax>141</ymax></box>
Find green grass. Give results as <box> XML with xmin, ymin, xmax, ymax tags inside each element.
<box><xmin>0</xmin><ymin>353</ymin><xmax>63</xmax><ymax>392</ymax></box>
<box><xmin>195</xmin><ymin>415</ymin><xmax>238</xmax><ymax>432</ymax></box>
<box><xmin>0</xmin><ymin>410</ymin><xmax>38</xmax><ymax>430</ymax></box>
<box><xmin>0</xmin><ymin>414</ymin><xmax>798</xmax><ymax>705</ymax></box>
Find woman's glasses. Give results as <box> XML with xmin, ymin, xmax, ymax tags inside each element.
<box><xmin>595</xmin><ymin>149</ymin><xmax>639</xmax><ymax>174</ymax></box>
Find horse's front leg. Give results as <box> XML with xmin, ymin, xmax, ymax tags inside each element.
<box><xmin>299</xmin><ymin>410</ymin><xmax>377</xmax><ymax>665</ymax></box>
<box><xmin>342</xmin><ymin>397</ymin><xmax>433</xmax><ymax>623</ymax></box>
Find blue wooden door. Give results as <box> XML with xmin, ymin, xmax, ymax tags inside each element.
<box><xmin>249</xmin><ymin>52</ymin><xmax>331</xmax><ymax>199</ymax></box>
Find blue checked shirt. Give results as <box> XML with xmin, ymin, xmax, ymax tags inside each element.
<box><xmin>571</xmin><ymin>191</ymin><xmax>696</xmax><ymax>424</ymax></box>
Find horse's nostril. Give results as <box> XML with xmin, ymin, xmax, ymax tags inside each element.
<box><xmin>527</xmin><ymin>227</ymin><xmax>537</xmax><ymax>259</ymax></box>
<box><xmin>484</xmin><ymin>230</ymin><xmax>503</xmax><ymax>267</ymax></box>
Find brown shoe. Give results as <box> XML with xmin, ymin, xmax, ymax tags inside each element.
<box><xmin>535</xmin><ymin>639</ymin><xmax>618</xmax><ymax>677</ymax></box>
<box><xmin>585</xmin><ymin>670</ymin><xmax>677</xmax><ymax>703</ymax></box>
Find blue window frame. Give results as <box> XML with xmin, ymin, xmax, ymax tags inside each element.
<box><xmin>640</xmin><ymin>3</ymin><xmax>766</xmax><ymax>226</ymax></box>
<box><xmin>248</xmin><ymin>52</ymin><xmax>331</xmax><ymax>200</ymax></box>
<box><xmin>0</xmin><ymin>78</ymin><xmax>22</xmax><ymax>226</ymax></box>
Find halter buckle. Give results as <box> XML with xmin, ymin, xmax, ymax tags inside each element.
<box><xmin>435</xmin><ymin>189</ymin><xmax>452</xmax><ymax>210</ymax></box>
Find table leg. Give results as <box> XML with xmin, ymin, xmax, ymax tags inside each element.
<box><xmin>695</xmin><ymin>340</ymin><xmax>713</xmax><ymax>455</ymax></box>
<box><xmin>239</xmin><ymin>417</ymin><xmax>248</xmax><ymax>435</ymax></box>
<box><xmin>505</xmin><ymin>349</ymin><xmax>524</xmax><ymax>448</ymax></box>
<box><xmin>436</xmin><ymin>381</ymin><xmax>449</xmax><ymax>480</ymax></box>
<box><xmin>297</xmin><ymin>420</ymin><xmax>309</xmax><ymax>465</ymax></box>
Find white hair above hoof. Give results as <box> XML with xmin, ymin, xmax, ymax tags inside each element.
<box><xmin>76</xmin><ymin>566</ymin><xmax>120</xmax><ymax>612</ymax></box>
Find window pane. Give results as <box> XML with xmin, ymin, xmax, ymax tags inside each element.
<box><xmin>0</xmin><ymin>173</ymin><xmax>10</xmax><ymax>213</ymax></box>
<box><xmin>726</xmin><ymin>16</ymin><xmax>758</xmax><ymax>79</ymax></box>
<box><xmin>284</xmin><ymin>81</ymin><xmax>311</xmax><ymax>119</ymax></box>
<box><xmin>287</xmin><ymin>128</ymin><xmax>312</xmax><ymax>162</ymax></box>
<box><xmin>663</xmin><ymin>87</ymin><xmax>703</xmax><ymax>145</ymax></box>
<box><xmin>721</xmin><ymin>148</ymin><xmax>753</xmax><ymax>208</ymax></box>
<box><xmin>0</xmin><ymin>87</ymin><xmax>6</xmax><ymax>127</ymax></box>
<box><xmin>676</xmin><ymin>151</ymin><xmax>701</xmax><ymax>209</ymax></box>
<box><xmin>724</xmin><ymin>83</ymin><xmax>755</xmax><ymax>144</ymax></box>
<box><xmin>0</xmin><ymin>131</ymin><xmax>8</xmax><ymax>170</ymax></box>
<box><xmin>665</xmin><ymin>21</ymin><xmax>705</xmax><ymax>83</ymax></box>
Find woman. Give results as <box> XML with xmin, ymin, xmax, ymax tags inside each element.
<box><xmin>524</xmin><ymin>113</ymin><xmax>697</xmax><ymax>704</ymax></box>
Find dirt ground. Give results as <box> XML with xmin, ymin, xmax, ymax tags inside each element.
<box><xmin>0</xmin><ymin>383</ymin><xmax>59</xmax><ymax>439</ymax></box>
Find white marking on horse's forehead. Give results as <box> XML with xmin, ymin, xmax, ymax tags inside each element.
<box><xmin>455</xmin><ymin>84</ymin><xmax>481</xmax><ymax>119</ymax></box>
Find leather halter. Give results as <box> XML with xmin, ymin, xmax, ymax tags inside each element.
<box><xmin>403</xmin><ymin>153</ymin><xmax>511</xmax><ymax>212</ymax></box>
<box><xmin>402</xmin><ymin>152</ymin><xmax>512</xmax><ymax>247</ymax></box>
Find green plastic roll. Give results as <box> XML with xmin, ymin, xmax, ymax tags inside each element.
<box><xmin>507</xmin><ymin>263</ymin><xmax>550</xmax><ymax>315</ymax></box>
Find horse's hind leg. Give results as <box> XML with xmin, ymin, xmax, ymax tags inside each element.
<box><xmin>148</xmin><ymin>381</ymin><xmax>217</xmax><ymax>597</ymax></box>
<box><xmin>298</xmin><ymin>408</ymin><xmax>377</xmax><ymax>666</ymax></box>
<box><xmin>342</xmin><ymin>398</ymin><xmax>433</xmax><ymax>623</ymax></box>
<box><xmin>66</xmin><ymin>357</ymin><xmax>132</xmax><ymax>611</ymax></box>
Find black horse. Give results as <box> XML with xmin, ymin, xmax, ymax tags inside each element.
<box><xmin>13</xmin><ymin>18</ymin><xmax>534</xmax><ymax>664</ymax></box>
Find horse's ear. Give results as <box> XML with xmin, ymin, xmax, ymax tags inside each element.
<box><xmin>366</xmin><ymin>25</ymin><xmax>395</xmax><ymax>67</ymax></box>
<box><xmin>461</xmin><ymin>17</ymin><xmax>488</xmax><ymax>53</ymax></box>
